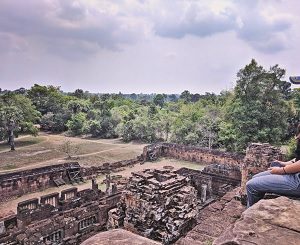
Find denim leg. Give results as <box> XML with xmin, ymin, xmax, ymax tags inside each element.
<box><xmin>252</xmin><ymin>170</ymin><xmax>272</xmax><ymax>179</ymax></box>
<box><xmin>246</xmin><ymin>173</ymin><xmax>300</xmax><ymax>208</ymax></box>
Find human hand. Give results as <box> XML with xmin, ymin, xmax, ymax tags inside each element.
<box><xmin>268</xmin><ymin>167</ymin><xmax>284</xmax><ymax>175</ymax></box>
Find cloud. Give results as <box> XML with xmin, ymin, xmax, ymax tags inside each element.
<box><xmin>0</xmin><ymin>0</ymin><xmax>296</xmax><ymax>60</ymax></box>
<box><xmin>150</xmin><ymin>0</ymin><xmax>293</xmax><ymax>53</ymax></box>
<box><xmin>233</xmin><ymin>0</ymin><xmax>293</xmax><ymax>53</ymax></box>
<box><xmin>164</xmin><ymin>52</ymin><xmax>177</xmax><ymax>59</ymax></box>
<box><xmin>0</xmin><ymin>0</ymin><xmax>149</xmax><ymax>58</ymax></box>
<box><xmin>153</xmin><ymin>1</ymin><xmax>237</xmax><ymax>38</ymax></box>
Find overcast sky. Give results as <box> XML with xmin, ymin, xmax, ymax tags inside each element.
<box><xmin>0</xmin><ymin>0</ymin><xmax>299</xmax><ymax>94</ymax></box>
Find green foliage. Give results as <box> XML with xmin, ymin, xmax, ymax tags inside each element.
<box><xmin>40</xmin><ymin>112</ymin><xmax>68</xmax><ymax>132</ymax></box>
<box><xmin>0</xmin><ymin>93</ymin><xmax>40</xmax><ymax>141</ymax></box>
<box><xmin>153</xmin><ymin>94</ymin><xmax>166</xmax><ymax>108</ymax></box>
<box><xmin>180</xmin><ymin>90</ymin><xmax>192</xmax><ymax>103</ymax></box>
<box><xmin>27</xmin><ymin>84</ymin><xmax>68</xmax><ymax>115</ymax></box>
<box><xmin>286</xmin><ymin>138</ymin><xmax>297</xmax><ymax>159</ymax></box>
<box><xmin>220</xmin><ymin>59</ymin><xmax>291</xmax><ymax>152</ymax></box>
<box><xmin>66</xmin><ymin>112</ymin><xmax>87</xmax><ymax>135</ymax></box>
<box><xmin>3</xmin><ymin>58</ymin><xmax>298</xmax><ymax>152</ymax></box>
<box><xmin>84</xmin><ymin>117</ymin><xmax>117</xmax><ymax>138</ymax></box>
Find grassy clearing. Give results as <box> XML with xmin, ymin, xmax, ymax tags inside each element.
<box><xmin>1</xmin><ymin>163</ymin><xmax>17</xmax><ymax>170</ymax></box>
<box><xmin>0</xmin><ymin>133</ymin><xmax>146</xmax><ymax>171</ymax></box>
<box><xmin>0</xmin><ymin>136</ymin><xmax>45</xmax><ymax>151</ymax></box>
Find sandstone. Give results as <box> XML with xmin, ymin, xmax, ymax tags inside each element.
<box><xmin>81</xmin><ymin>229</ymin><xmax>161</xmax><ymax>245</ymax></box>
<box><xmin>213</xmin><ymin>197</ymin><xmax>300</xmax><ymax>245</ymax></box>
<box><xmin>108</xmin><ymin>168</ymin><xmax>198</xmax><ymax>244</ymax></box>
<box><xmin>240</xmin><ymin>143</ymin><xmax>282</xmax><ymax>198</ymax></box>
<box><xmin>176</xmin><ymin>188</ymin><xmax>246</xmax><ymax>245</ymax></box>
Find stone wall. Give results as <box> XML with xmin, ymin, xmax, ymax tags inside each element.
<box><xmin>240</xmin><ymin>143</ymin><xmax>282</xmax><ymax>198</ymax></box>
<box><xmin>0</xmin><ymin>163</ymin><xmax>78</xmax><ymax>203</ymax></box>
<box><xmin>142</xmin><ymin>143</ymin><xmax>243</xmax><ymax>166</ymax></box>
<box><xmin>176</xmin><ymin>164</ymin><xmax>241</xmax><ymax>199</ymax></box>
<box><xmin>0</xmin><ymin>182</ymin><xmax>122</xmax><ymax>244</ymax></box>
<box><xmin>0</xmin><ymin>158</ymin><xmax>142</xmax><ymax>204</ymax></box>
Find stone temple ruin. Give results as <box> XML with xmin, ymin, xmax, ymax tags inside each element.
<box><xmin>0</xmin><ymin>179</ymin><xmax>121</xmax><ymax>244</ymax></box>
<box><xmin>108</xmin><ymin>168</ymin><xmax>198</xmax><ymax>244</ymax></box>
<box><xmin>0</xmin><ymin>142</ymin><xmax>283</xmax><ymax>244</ymax></box>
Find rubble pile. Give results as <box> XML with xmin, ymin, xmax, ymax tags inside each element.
<box><xmin>109</xmin><ymin>169</ymin><xmax>198</xmax><ymax>244</ymax></box>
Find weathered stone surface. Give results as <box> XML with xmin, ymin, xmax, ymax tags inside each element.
<box><xmin>81</xmin><ymin>229</ymin><xmax>161</xmax><ymax>245</ymax></box>
<box><xmin>240</xmin><ymin>143</ymin><xmax>282</xmax><ymax>197</ymax></box>
<box><xmin>0</xmin><ymin>182</ymin><xmax>122</xmax><ymax>244</ymax></box>
<box><xmin>108</xmin><ymin>169</ymin><xmax>198</xmax><ymax>244</ymax></box>
<box><xmin>213</xmin><ymin>197</ymin><xmax>300</xmax><ymax>245</ymax></box>
<box><xmin>176</xmin><ymin>188</ymin><xmax>246</xmax><ymax>245</ymax></box>
<box><xmin>142</xmin><ymin>143</ymin><xmax>243</xmax><ymax>166</ymax></box>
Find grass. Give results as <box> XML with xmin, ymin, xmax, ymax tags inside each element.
<box><xmin>0</xmin><ymin>136</ymin><xmax>45</xmax><ymax>151</ymax></box>
<box><xmin>0</xmin><ymin>133</ymin><xmax>145</xmax><ymax>171</ymax></box>
<box><xmin>1</xmin><ymin>163</ymin><xmax>17</xmax><ymax>170</ymax></box>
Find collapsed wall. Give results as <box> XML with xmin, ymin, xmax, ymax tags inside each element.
<box><xmin>0</xmin><ymin>158</ymin><xmax>141</xmax><ymax>203</ymax></box>
<box><xmin>0</xmin><ymin>162</ymin><xmax>81</xmax><ymax>203</ymax></box>
<box><xmin>107</xmin><ymin>169</ymin><xmax>198</xmax><ymax>244</ymax></box>
<box><xmin>0</xmin><ymin>181</ymin><xmax>121</xmax><ymax>244</ymax></box>
<box><xmin>142</xmin><ymin>143</ymin><xmax>243</xmax><ymax>166</ymax></box>
<box><xmin>176</xmin><ymin>163</ymin><xmax>241</xmax><ymax>198</ymax></box>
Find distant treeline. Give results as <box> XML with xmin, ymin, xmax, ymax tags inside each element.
<box><xmin>1</xmin><ymin>59</ymin><xmax>300</xmax><ymax>153</ymax></box>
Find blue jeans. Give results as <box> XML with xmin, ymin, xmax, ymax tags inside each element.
<box><xmin>246</xmin><ymin>162</ymin><xmax>300</xmax><ymax>207</ymax></box>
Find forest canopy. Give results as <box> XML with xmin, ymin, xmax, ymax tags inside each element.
<box><xmin>0</xmin><ymin>59</ymin><xmax>298</xmax><ymax>153</ymax></box>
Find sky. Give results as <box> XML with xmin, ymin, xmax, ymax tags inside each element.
<box><xmin>0</xmin><ymin>0</ymin><xmax>299</xmax><ymax>94</ymax></box>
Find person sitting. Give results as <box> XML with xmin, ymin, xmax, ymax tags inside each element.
<box><xmin>246</xmin><ymin>159</ymin><xmax>300</xmax><ymax>207</ymax></box>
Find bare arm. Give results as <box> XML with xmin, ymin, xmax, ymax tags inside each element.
<box><xmin>284</xmin><ymin>161</ymin><xmax>300</xmax><ymax>173</ymax></box>
<box><xmin>276</xmin><ymin>159</ymin><xmax>296</xmax><ymax>166</ymax></box>
<box><xmin>269</xmin><ymin>160</ymin><xmax>300</xmax><ymax>174</ymax></box>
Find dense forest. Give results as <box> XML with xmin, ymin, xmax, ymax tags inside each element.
<box><xmin>1</xmin><ymin>59</ymin><xmax>300</xmax><ymax>153</ymax></box>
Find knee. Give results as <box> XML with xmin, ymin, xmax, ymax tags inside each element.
<box><xmin>246</xmin><ymin>178</ymin><xmax>257</xmax><ymax>192</ymax></box>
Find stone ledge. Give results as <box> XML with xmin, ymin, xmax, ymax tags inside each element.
<box><xmin>213</xmin><ymin>197</ymin><xmax>300</xmax><ymax>245</ymax></box>
<box><xmin>80</xmin><ymin>229</ymin><xmax>161</xmax><ymax>245</ymax></box>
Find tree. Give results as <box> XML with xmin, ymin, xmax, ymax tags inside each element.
<box><xmin>40</xmin><ymin>112</ymin><xmax>68</xmax><ymax>132</ymax></box>
<box><xmin>130</xmin><ymin>93</ymin><xmax>137</xmax><ymax>100</ymax></box>
<box><xmin>153</xmin><ymin>94</ymin><xmax>166</xmax><ymax>108</ymax></box>
<box><xmin>66</xmin><ymin>112</ymin><xmax>87</xmax><ymax>135</ymax></box>
<box><xmin>27</xmin><ymin>84</ymin><xmax>66</xmax><ymax>115</ymax></box>
<box><xmin>0</xmin><ymin>93</ymin><xmax>40</xmax><ymax>150</ymax></box>
<box><xmin>191</xmin><ymin>93</ymin><xmax>201</xmax><ymax>103</ymax></box>
<box><xmin>221</xmin><ymin>59</ymin><xmax>291</xmax><ymax>152</ymax></box>
<box><xmin>59</xmin><ymin>140</ymin><xmax>79</xmax><ymax>159</ymax></box>
<box><xmin>73</xmin><ymin>89</ymin><xmax>85</xmax><ymax>99</ymax></box>
<box><xmin>168</xmin><ymin>94</ymin><xmax>178</xmax><ymax>102</ymax></box>
<box><xmin>180</xmin><ymin>90</ymin><xmax>192</xmax><ymax>103</ymax></box>
<box><xmin>67</xmin><ymin>100</ymin><xmax>90</xmax><ymax>114</ymax></box>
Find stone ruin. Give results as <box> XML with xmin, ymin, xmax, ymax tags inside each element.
<box><xmin>107</xmin><ymin>168</ymin><xmax>198</xmax><ymax>244</ymax></box>
<box><xmin>0</xmin><ymin>180</ymin><xmax>121</xmax><ymax>244</ymax></box>
<box><xmin>0</xmin><ymin>142</ymin><xmax>285</xmax><ymax>244</ymax></box>
<box><xmin>240</xmin><ymin>143</ymin><xmax>282</xmax><ymax>200</ymax></box>
<box><xmin>142</xmin><ymin>143</ymin><xmax>243</xmax><ymax>166</ymax></box>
